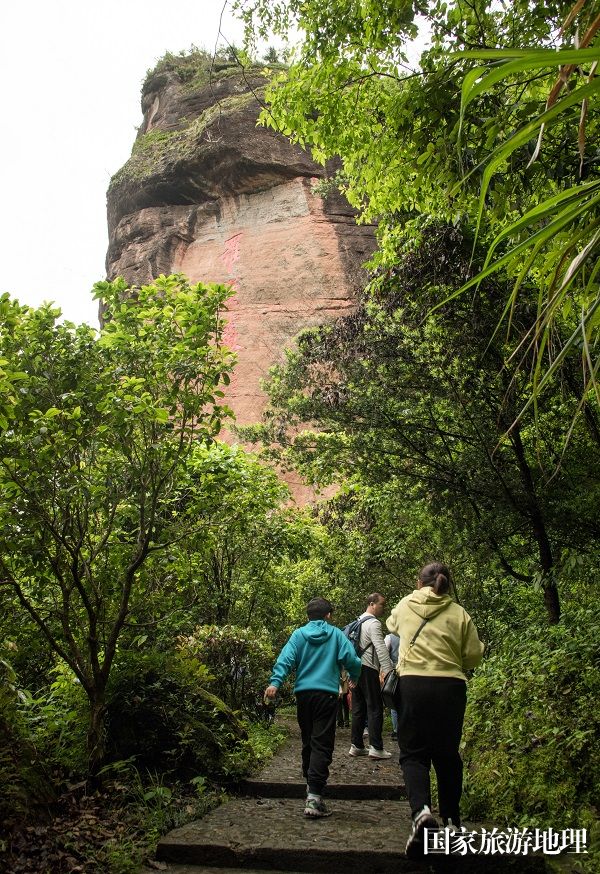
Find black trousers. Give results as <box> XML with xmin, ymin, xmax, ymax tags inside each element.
<box><xmin>296</xmin><ymin>690</ymin><xmax>338</xmax><ymax>795</ymax></box>
<box><xmin>351</xmin><ymin>664</ymin><xmax>384</xmax><ymax>751</ymax></box>
<box><xmin>396</xmin><ymin>676</ymin><xmax>467</xmax><ymax>824</ymax></box>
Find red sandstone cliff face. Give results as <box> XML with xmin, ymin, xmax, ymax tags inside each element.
<box><xmin>106</xmin><ymin>56</ymin><xmax>375</xmax><ymax>495</ymax></box>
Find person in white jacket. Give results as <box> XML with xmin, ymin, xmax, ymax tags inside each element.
<box><xmin>348</xmin><ymin>592</ymin><xmax>395</xmax><ymax>759</ymax></box>
<box><xmin>386</xmin><ymin>563</ymin><xmax>484</xmax><ymax>858</ymax></box>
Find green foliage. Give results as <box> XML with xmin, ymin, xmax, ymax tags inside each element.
<box><xmin>0</xmin><ymin>647</ymin><xmax>53</xmax><ymax>819</ymax></box>
<box><xmin>177</xmin><ymin>624</ymin><xmax>275</xmax><ymax>718</ymax></box>
<box><xmin>23</xmin><ymin>662</ymin><xmax>89</xmax><ymax>777</ymax></box>
<box><xmin>462</xmin><ymin>584</ymin><xmax>600</xmax><ymax>855</ymax></box>
<box><xmin>168</xmin><ymin>442</ymin><xmax>292</xmax><ymax>629</ymax></box>
<box><xmin>239</xmin><ymin>0</ymin><xmax>600</xmax><ymax>417</ymax></box>
<box><xmin>0</xmin><ymin>275</ymin><xmax>234</xmax><ymax>772</ymax></box>
<box><xmin>146</xmin><ymin>46</ymin><xmax>221</xmax><ymax>83</ymax></box>
<box><xmin>450</xmin><ymin>43</ymin><xmax>600</xmax><ymax>419</ymax></box>
<box><xmin>105</xmin><ymin>649</ymin><xmax>248</xmax><ymax>781</ymax></box>
<box><xmin>242</xmin><ymin>225</ymin><xmax>600</xmax><ymax>622</ymax></box>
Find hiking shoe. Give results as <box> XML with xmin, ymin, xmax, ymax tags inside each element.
<box><xmin>348</xmin><ymin>744</ymin><xmax>368</xmax><ymax>756</ymax></box>
<box><xmin>368</xmin><ymin>746</ymin><xmax>392</xmax><ymax>759</ymax></box>
<box><xmin>304</xmin><ymin>797</ymin><xmax>332</xmax><ymax>818</ymax></box>
<box><xmin>443</xmin><ymin>818</ymin><xmax>461</xmax><ymax>839</ymax></box>
<box><xmin>405</xmin><ymin>805</ymin><xmax>439</xmax><ymax>858</ymax></box>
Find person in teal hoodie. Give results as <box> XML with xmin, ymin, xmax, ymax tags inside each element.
<box><xmin>264</xmin><ymin>596</ymin><xmax>362</xmax><ymax>818</ymax></box>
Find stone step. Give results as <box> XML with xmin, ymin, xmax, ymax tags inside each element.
<box><xmin>156</xmin><ymin>798</ymin><xmax>547</xmax><ymax>873</ymax></box>
<box><xmin>251</xmin><ymin>724</ymin><xmax>401</xmax><ymax>795</ymax></box>
<box><xmin>137</xmin><ymin>862</ymin><xmax>304</xmax><ymax>874</ymax></box>
<box><xmin>239</xmin><ymin>778</ymin><xmax>404</xmax><ymax>800</ymax></box>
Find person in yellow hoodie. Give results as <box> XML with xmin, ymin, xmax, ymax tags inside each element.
<box><xmin>386</xmin><ymin>562</ymin><xmax>484</xmax><ymax>859</ymax></box>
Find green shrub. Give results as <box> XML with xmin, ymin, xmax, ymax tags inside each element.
<box><xmin>0</xmin><ymin>649</ymin><xmax>54</xmax><ymax>818</ymax></box>
<box><xmin>105</xmin><ymin>649</ymin><xmax>252</xmax><ymax>782</ymax></box>
<box><xmin>24</xmin><ymin>662</ymin><xmax>89</xmax><ymax>778</ymax></box>
<box><xmin>177</xmin><ymin>625</ymin><xmax>275</xmax><ymax>719</ymax></box>
<box><xmin>462</xmin><ymin>591</ymin><xmax>600</xmax><ymax>849</ymax></box>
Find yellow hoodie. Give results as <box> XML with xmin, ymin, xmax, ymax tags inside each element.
<box><xmin>386</xmin><ymin>586</ymin><xmax>484</xmax><ymax>681</ymax></box>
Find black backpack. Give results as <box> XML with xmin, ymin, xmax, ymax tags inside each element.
<box><xmin>343</xmin><ymin>616</ymin><xmax>375</xmax><ymax>657</ymax></box>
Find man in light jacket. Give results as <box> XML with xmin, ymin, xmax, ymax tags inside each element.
<box><xmin>264</xmin><ymin>597</ymin><xmax>361</xmax><ymax>818</ymax></box>
<box><xmin>348</xmin><ymin>592</ymin><xmax>395</xmax><ymax>759</ymax></box>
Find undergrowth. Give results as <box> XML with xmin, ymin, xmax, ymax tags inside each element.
<box><xmin>462</xmin><ymin>584</ymin><xmax>600</xmax><ymax>872</ymax></box>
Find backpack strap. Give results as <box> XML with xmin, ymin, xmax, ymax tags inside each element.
<box><xmin>358</xmin><ymin>615</ymin><xmax>377</xmax><ymax>655</ymax></box>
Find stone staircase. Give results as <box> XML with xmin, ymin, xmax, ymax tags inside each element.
<box><xmin>141</xmin><ymin>720</ymin><xmax>547</xmax><ymax>874</ymax></box>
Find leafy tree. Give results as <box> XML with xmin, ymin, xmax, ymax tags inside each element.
<box><xmin>263</xmin><ymin>45</ymin><xmax>280</xmax><ymax>64</ymax></box>
<box><xmin>241</xmin><ymin>226</ymin><xmax>600</xmax><ymax>622</ymax></box>
<box><xmin>123</xmin><ymin>442</ymin><xmax>318</xmax><ymax>641</ymax></box>
<box><xmin>0</xmin><ymin>275</ymin><xmax>234</xmax><ymax>774</ymax></box>
<box><xmin>236</xmin><ymin>0</ymin><xmax>600</xmax><ymax>416</ymax></box>
<box><xmin>175</xmin><ymin>444</ymin><xmax>291</xmax><ymax>627</ymax></box>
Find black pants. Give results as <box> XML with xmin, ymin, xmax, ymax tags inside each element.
<box><xmin>396</xmin><ymin>676</ymin><xmax>467</xmax><ymax>824</ymax></box>
<box><xmin>351</xmin><ymin>664</ymin><xmax>384</xmax><ymax>751</ymax></box>
<box><xmin>296</xmin><ymin>690</ymin><xmax>338</xmax><ymax>795</ymax></box>
<box><xmin>337</xmin><ymin>694</ymin><xmax>349</xmax><ymax>726</ymax></box>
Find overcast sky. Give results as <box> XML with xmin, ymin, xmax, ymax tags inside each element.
<box><xmin>0</xmin><ymin>1</ymin><xmax>249</xmax><ymax>327</ymax></box>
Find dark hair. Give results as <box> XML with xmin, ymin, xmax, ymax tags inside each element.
<box><xmin>366</xmin><ymin>592</ymin><xmax>384</xmax><ymax>609</ymax></box>
<box><xmin>306</xmin><ymin>597</ymin><xmax>334</xmax><ymax>620</ymax></box>
<box><xmin>418</xmin><ymin>563</ymin><xmax>451</xmax><ymax>596</ymax></box>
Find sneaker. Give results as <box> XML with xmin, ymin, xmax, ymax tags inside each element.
<box><xmin>348</xmin><ymin>744</ymin><xmax>368</xmax><ymax>756</ymax></box>
<box><xmin>304</xmin><ymin>797</ymin><xmax>332</xmax><ymax>818</ymax></box>
<box><xmin>368</xmin><ymin>746</ymin><xmax>392</xmax><ymax>759</ymax></box>
<box><xmin>443</xmin><ymin>817</ymin><xmax>461</xmax><ymax>835</ymax></box>
<box><xmin>405</xmin><ymin>805</ymin><xmax>439</xmax><ymax>859</ymax></box>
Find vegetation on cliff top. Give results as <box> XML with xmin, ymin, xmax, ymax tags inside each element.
<box><xmin>109</xmin><ymin>46</ymin><xmax>285</xmax><ymax>191</ymax></box>
<box><xmin>144</xmin><ymin>45</ymin><xmax>284</xmax><ymax>93</ymax></box>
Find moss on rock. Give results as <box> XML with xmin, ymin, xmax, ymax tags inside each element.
<box><xmin>109</xmin><ymin>92</ymin><xmax>262</xmax><ymax>191</ymax></box>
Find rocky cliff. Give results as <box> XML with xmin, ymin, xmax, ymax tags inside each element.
<box><xmin>106</xmin><ymin>52</ymin><xmax>375</xmax><ymax>437</ymax></box>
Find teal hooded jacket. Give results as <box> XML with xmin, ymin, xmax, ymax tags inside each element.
<box><xmin>269</xmin><ymin>620</ymin><xmax>362</xmax><ymax>694</ymax></box>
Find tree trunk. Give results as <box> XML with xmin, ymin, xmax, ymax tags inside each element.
<box><xmin>510</xmin><ymin>426</ymin><xmax>561</xmax><ymax>624</ymax></box>
<box><xmin>543</xmin><ymin>577</ymin><xmax>561</xmax><ymax>625</ymax></box>
<box><xmin>87</xmin><ymin>693</ymin><xmax>107</xmax><ymax>781</ymax></box>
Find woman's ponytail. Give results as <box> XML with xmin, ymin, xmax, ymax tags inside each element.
<box><xmin>418</xmin><ymin>562</ymin><xmax>451</xmax><ymax>595</ymax></box>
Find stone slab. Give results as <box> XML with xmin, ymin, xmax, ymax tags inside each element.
<box><xmin>140</xmin><ymin>868</ymin><xmax>307</xmax><ymax>874</ymax></box>
<box><xmin>156</xmin><ymin>798</ymin><xmax>546</xmax><ymax>873</ymax></box>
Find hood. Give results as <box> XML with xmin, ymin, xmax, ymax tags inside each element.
<box><xmin>300</xmin><ymin>620</ymin><xmax>335</xmax><ymax>645</ymax></box>
<box><xmin>407</xmin><ymin>586</ymin><xmax>453</xmax><ymax>619</ymax></box>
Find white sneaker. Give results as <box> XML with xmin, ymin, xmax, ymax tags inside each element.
<box><xmin>405</xmin><ymin>805</ymin><xmax>439</xmax><ymax>858</ymax></box>
<box><xmin>348</xmin><ymin>744</ymin><xmax>368</xmax><ymax>756</ymax></box>
<box><xmin>368</xmin><ymin>746</ymin><xmax>392</xmax><ymax>759</ymax></box>
<box><xmin>443</xmin><ymin>818</ymin><xmax>461</xmax><ymax>836</ymax></box>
